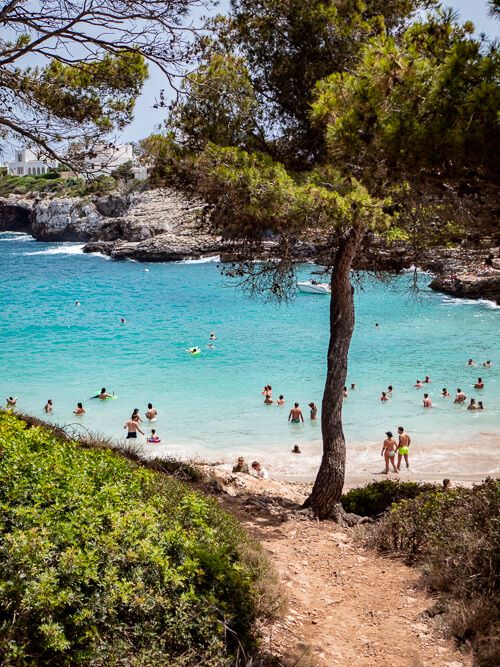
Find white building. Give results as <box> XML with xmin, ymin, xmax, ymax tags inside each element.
<box><xmin>7</xmin><ymin>149</ymin><xmax>57</xmax><ymax>176</ymax></box>
<box><xmin>86</xmin><ymin>143</ymin><xmax>134</xmax><ymax>175</ymax></box>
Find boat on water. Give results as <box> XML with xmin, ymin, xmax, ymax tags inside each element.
<box><xmin>297</xmin><ymin>280</ymin><xmax>331</xmax><ymax>295</ymax></box>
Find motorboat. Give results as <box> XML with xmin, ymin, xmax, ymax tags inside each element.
<box><xmin>297</xmin><ymin>280</ymin><xmax>331</xmax><ymax>295</ymax></box>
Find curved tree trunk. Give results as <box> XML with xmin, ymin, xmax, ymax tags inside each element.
<box><xmin>302</xmin><ymin>225</ymin><xmax>364</xmax><ymax>521</ymax></box>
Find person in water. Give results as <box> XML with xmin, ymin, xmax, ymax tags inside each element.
<box><xmin>188</xmin><ymin>347</ymin><xmax>200</xmax><ymax>354</ymax></box>
<box><xmin>121</xmin><ymin>318</ymin><xmax>126</xmax><ymax>324</ymax></box>
<box><xmin>380</xmin><ymin>391</ymin><xmax>389</xmax><ymax>402</ymax></box>
<box><xmin>131</xmin><ymin>408</ymin><xmax>143</xmax><ymax>423</ymax></box>
<box><xmin>147</xmin><ymin>429</ymin><xmax>161</xmax><ymax>443</ymax></box>
<box><xmin>308</xmin><ymin>402</ymin><xmax>317</xmax><ymax>420</ymax></box>
<box><xmin>277</xmin><ymin>395</ymin><xmax>285</xmax><ymax>405</ymax></box>
<box><xmin>454</xmin><ymin>388</ymin><xmax>467</xmax><ymax>404</ymax></box>
<box><xmin>73</xmin><ymin>402</ymin><xmax>85</xmax><ymax>415</ymax></box>
<box><xmin>467</xmin><ymin>398</ymin><xmax>478</xmax><ymax>411</ymax></box>
<box><xmin>424</xmin><ymin>375</ymin><xmax>431</xmax><ymax>383</ymax></box>
<box><xmin>387</xmin><ymin>385</ymin><xmax>393</xmax><ymax>396</ymax></box>
<box><xmin>397</xmin><ymin>426</ymin><xmax>411</xmax><ymax>471</ymax></box>
<box><xmin>97</xmin><ymin>388</ymin><xmax>112</xmax><ymax>400</ymax></box>
<box><xmin>75</xmin><ymin>300</ymin><xmax>80</xmax><ymax>306</ymax></box>
<box><xmin>264</xmin><ymin>393</ymin><xmax>273</xmax><ymax>404</ymax></box>
<box><xmin>350</xmin><ymin>383</ymin><xmax>356</xmax><ymax>390</ymax></box>
<box><xmin>474</xmin><ymin>377</ymin><xmax>484</xmax><ymax>389</ymax></box>
<box><xmin>210</xmin><ymin>332</ymin><xmax>217</xmax><ymax>340</ymax></box>
<box><xmin>423</xmin><ymin>393</ymin><xmax>432</xmax><ymax>408</ymax></box>
<box><xmin>289</xmin><ymin>403</ymin><xmax>304</xmax><ymax>423</ymax></box>
<box><xmin>124</xmin><ymin>414</ymin><xmax>144</xmax><ymax>439</ymax></box>
<box><xmin>232</xmin><ymin>456</ymin><xmax>249</xmax><ymax>473</ymax></box>
<box><xmin>441</xmin><ymin>388</ymin><xmax>450</xmax><ymax>397</ymax></box>
<box><xmin>381</xmin><ymin>431</ymin><xmax>398</xmax><ymax>474</ymax></box>
<box><xmin>478</xmin><ymin>401</ymin><xmax>484</xmax><ymax>410</ymax></box>
<box><xmin>292</xmin><ymin>445</ymin><xmax>301</xmax><ymax>454</ymax></box>
<box><xmin>145</xmin><ymin>403</ymin><xmax>157</xmax><ymax>420</ymax></box>
<box><xmin>6</xmin><ymin>396</ymin><xmax>17</xmax><ymax>406</ymax></box>
<box><xmin>44</xmin><ymin>399</ymin><xmax>53</xmax><ymax>413</ymax></box>
<box><xmin>482</xmin><ymin>360</ymin><xmax>492</xmax><ymax>367</ymax></box>
<box><xmin>343</xmin><ymin>386</ymin><xmax>348</xmax><ymax>398</ymax></box>
<box><xmin>467</xmin><ymin>358</ymin><xmax>475</xmax><ymax>366</ymax></box>
<box><xmin>414</xmin><ymin>379</ymin><xmax>423</xmax><ymax>388</ymax></box>
<box><xmin>251</xmin><ymin>461</ymin><xmax>269</xmax><ymax>479</ymax></box>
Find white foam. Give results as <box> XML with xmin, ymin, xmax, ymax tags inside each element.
<box><xmin>22</xmin><ymin>243</ymin><xmax>85</xmax><ymax>256</ymax></box>
<box><xmin>178</xmin><ymin>255</ymin><xmax>221</xmax><ymax>265</ymax></box>
<box><xmin>0</xmin><ymin>232</ymin><xmax>35</xmax><ymax>242</ymax></box>
<box><xmin>441</xmin><ymin>295</ymin><xmax>500</xmax><ymax>310</ymax></box>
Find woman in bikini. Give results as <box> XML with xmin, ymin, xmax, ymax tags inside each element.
<box><xmin>381</xmin><ymin>431</ymin><xmax>399</xmax><ymax>474</ymax></box>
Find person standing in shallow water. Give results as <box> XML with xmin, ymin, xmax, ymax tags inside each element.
<box><xmin>381</xmin><ymin>431</ymin><xmax>398</xmax><ymax>474</ymax></box>
<box><xmin>308</xmin><ymin>402</ymin><xmax>317</xmax><ymax>419</ymax></box>
<box><xmin>397</xmin><ymin>426</ymin><xmax>411</xmax><ymax>470</ymax></box>
<box><xmin>124</xmin><ymin>414</ymin><xmax>144</xmax><ymax>439</ymax></box>
<box><xmin>288</xmin><ymin>403</ymin><xmax>304</xmax><ymax>423</ymax></box>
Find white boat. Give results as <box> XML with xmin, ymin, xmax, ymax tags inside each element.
<box><xmin>297</xmin><ymin>280</ymin><xmax>331</xmax><ymax>295</ymax></box>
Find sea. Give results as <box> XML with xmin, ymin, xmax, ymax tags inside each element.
<box><xmin>1</xmin><ymin>231</ymin><xmax>499</xmax><ymax>479</ymax></box>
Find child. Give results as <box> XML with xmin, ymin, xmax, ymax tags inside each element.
<box><xmin>147</xmin><ymin>429</ymin><xmax>161</xmax><ymax>443</ymax></box>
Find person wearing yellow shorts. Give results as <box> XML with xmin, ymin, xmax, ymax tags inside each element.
<box><xmin>397</xmin><ymin>426</ymin><xmax>411</xmax><ymax>470</ymax></box>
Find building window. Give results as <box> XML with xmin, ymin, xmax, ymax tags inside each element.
<box><xmin>17</xmin><ymin>153</ymin><xmax>22</xmax><ymax>162</ymax></box>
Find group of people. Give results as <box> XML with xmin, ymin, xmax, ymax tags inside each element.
<box><xmin>262</xmin><ymin>386</ymin><xmax>318</xmax><ymax>422</ymax></box>
<box><xmin>381</xmin><ymin>427</ymin><xmax>412</xmax><ymax>474</ymax></box>
<box><xmin>123</xmin><ymin>405</ymin><xmax>161</xmax><ymax>443</ymax></box>
<box><xmin>232</xmin><ymin>456</ymin><xmax>269</xmax><ymax>479</ymax></box>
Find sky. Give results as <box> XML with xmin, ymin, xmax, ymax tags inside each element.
<box><xmin>120</xmin><ymin>0</ymin><xmax>499</xmax><ymax>143</ymax></box>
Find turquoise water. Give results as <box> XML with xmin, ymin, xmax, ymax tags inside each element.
<box><xmin>1</xmin><ymin>232</ymin><xmax>499</xmax><ymax>478</ymax></box>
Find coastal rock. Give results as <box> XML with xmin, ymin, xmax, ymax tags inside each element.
<box><xmin>429</xmin><ymin>271</ymin><xmax>500</xmax><ymax>305</ymax></box>
<box><xmin>0</xmin><ymin>197</ymin><xmax>34</xmax><ymax>233</ymax></box>
<box><xmin>94</xmin><ymin>193</ymin><xmax>131</xmax><ymax>218</ymax></box>
<box><xmin>31</xmin><ymin>198</ymin><xmax>103</xmax><ymax>241</ymax></box>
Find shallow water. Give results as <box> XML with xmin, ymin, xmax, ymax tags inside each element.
<box><xmin>1</xmin><ymin>232</ymin><xmax>499</xmax><ymax>478</ymax></box>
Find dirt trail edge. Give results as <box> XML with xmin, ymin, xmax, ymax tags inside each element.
<box><xmin>211</xmin><ymin>474</ymin><xmax>470</xmax><ymax>667</ymax></box>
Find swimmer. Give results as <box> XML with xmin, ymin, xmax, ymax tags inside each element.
<box><xmin>381</xmin><ymin>431</ymin><xmax>398</xmax><ymax>474</ymax></box>
<box><xmin>454</xmin><ymin>388</ymin><xmax>467</xmax><ymax>404</ymax></box>
<box><xmin>75</xmin><ymin>300</ymin><xmax>80</xmax><ymax>306</ymax></box>
<box><xmin>44</xmin><ymin>399</ymin><xmax>53</xmax><ymax>414</ymax></box>
<box><xmin>441</xmin><ymin>388</ymin><xmax>450</xmax><ymax>397</ymax></box>
<box><xmin>375</xmin><ymin>323</ymin><xmax>380</xmax><ymax>327</ymax></box>
<box><xmin>343</xmin><ymin>386</ymin><xmax>348</xmax><ymax>398</ymax></box>
<box><xmin>380</xmin><ymin>391</ymin><xmax>389</xmax><ymax>402</ymax></box>
<box><xmin>277</xmin><ymin>395</ymin><xmax>285</xmax><ymax>405</ymax></box>
<box><xmin>474</xmin><ymin>377</ymin><xmax>484</xmax><ymax>389</ymax></box>
<box><xmin>467</xmin><ymin>398</ymin><xmax>478</xmax><ymax>411</ymax></box>
<box><xmin>387</xmin><ymin>385</ymin><xmax>393</xmax><ymax>395</ymax></box>
<box><xmin>423</xmin><ymin>393</ymin><xmax>432</xmax><ymax>408</ymax></box>
<box><xmin>147</xmin><ymin>428</ymin><xmax>161</xmax><ymax>443</ymax></box>
<box><xmin>478</xmin><ymin>401</ymin><xmax>484</xmax><ymax>410</ymax></box>
<box><xmin>208</xmin><ymin>343</ymin><xmax>214</xmax><ymax>349</ymax></box>
<box><xmin>424</xmin><ymin>375</ymin><xmax>431</xmax><ymax>383</ymax></box>
<box><xmin>289</xmin><ymin>403</ymin><xmax>304</xmax><ymax>424</ymax></box>
<box><xmin>292</xmin><ymin>445</ymin><xmax>301</xmax><ymax>454</ymax></box>
<box><xmin>6</xmin><ymin>396</ymin><xmax>17</xmax><ymax>406</ymax></box>
<box><xmin>188</xmin><ymin>346</ymin><xmax>200</xmax><ymax>354</ymax></box>
<box><xmin>264</xmin><ymin>393</ymin><xmax>273</xmax><ymax>404</ymax></box>
<box><xmin>96</xmin><ymin>388</ymin><xmax>112</xmax><ymax>400</ymax></box>
<box><xmin>131</xmin><ymin>408</ymin><xmax>143</xmax><ymax>423</ymax></box>
<box><xmin>350</xmin><ymin>383</ymin><xmax>356</xmax><ymax>390</ymax></box>
<box><xmin>210</xmin><ymin>332</ymin><xmax>217</xmax><ymax>340</ymax></box>
<box><xmin>145</xmin><ymin>403</ymin><xmax>157</xmax><ymax>420</ymax></box>
<box><xmin>414</xmin><ymin>379</ymin><xmax>423</xmax><ymax>388</ymax></box>
<box><xmin>121</xmin><ymin>318</ymin><xmax>126</xmax><ymax>324</ymax></box>
<box><xmin>482</xmin><ymin>360</ymin><xmax>492</xmax><ymax>368</ymax></box>
<box><xmin>73</xmin><ymin>402</ymin><xmax>85</xmax><ymax>415</ymax></box>
<box><xmin>124</xmin><ymin>414</ymin><xmax>144</xmax><ymax>439</ymax></box>
<box><xmin>251</xmin><ymin>461</ymin><xmax>269</xmax><ymax>479</ymax></box>
<box><xmin>308</xmin><ymin>402</ymin><xmax>318</xmax><ymax>419</ymax></box>
<box><xmin>397</xmin><ymin>426</ymin><xmax>411</xmax><ymax>471</ymax></box>
<box><xmin>467</xmin><ymin>358</ymin><xmax>474</xmax><ymax>366</ymax></box>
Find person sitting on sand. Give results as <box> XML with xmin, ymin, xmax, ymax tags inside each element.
<box><xmin>73</xmin><ymin>402</ymin><xmax>85</xmax><ymax>415</ymax></box>
<box><xmin>44</xmin><ymin>399</ymin><xmax>53</xmax><ymax>414</ymax></box>
<box><xmin>277</xmin><ymin>395</ymin><xmax>285</xmax><ymax>405</ymax></box>
<box><xmin>232</xmin><ymin>456</ymin><xmax>249</xmax><ymax>474</ymax></box>
<box><xmin>454</xmin><ymin>388</ymin><xmax>467</xmax><ymax>404</ymax></box>
<box><xmin>397</xmin><ymin>426</ymin><xmax>411</xmax><ymax>471</ymax></box>
<box><xmin>441</xmin><ymin>388</ymin><xmax>450</xmax><ymax>397</ymax></box>
<box><xmin>380</xmin><ymin>391</ymin><xmax>389</xmax><ymax>402</ymax></box>
<box><xmin>423</xmin><ymin>393</ymin><xmax>432</xmax><ymax>408</ymax></box>
<box><xmin>289</xmin><ymin>403</ymin><xmax>304</xmax><ymax>423</ymax></box>
<box><xmin>6</xmin><ymin>396</ymin><xmax>17</xmax><ymax>406</ymax></box>
<box><xmin>381</xmin><ymin>431</ymin><xmax>398</xmax><ymax>474</ymax></box>
<box><xmin>251</xmin><ymin>461</ymin><xmax>269</xmax><ymax>479</ymax></box>
<box><xmin>308</xmin><ymin>402</ymin><xmax>317</xmax><ymax>420</ymax></box>
<box><xmin>264</xmin><ymin>393</ymin><xmax>273</xmax><ymax>404</ymax></box>
<box><xmin>467</xmin><ymin>398</ymin><xmax>478</xmax><ymax>411</ymax></box>
<box><xmin>478</xmin><ymin>401</ymin><xmax>484</xmax><ymax>410</ymax></box>
<box><xmin>482</xmin><ymin>360</ymin><xmax>492</xmax><ymax>368</ymax></box>
<box><xmin>442</xmin><ymin>478</ymin><xmax>452</xmax><ymax>492</ymax></box>
<box><xmin>474</xmin><ymin>377</ymin><xmax>484</xmax><ymax>389</ymax></box>
<box><xmin>414</xmin><ymin>379</ymin><xmax>423</xmax><ymax>388</ymax></box>
<box><xmin>467</xmin><ymin>358</ymin><xmax>475</xmax><ymax>366</ymax></box>
<box><xmin>97</xmin><ymin>387</ymin><xmax>112</xmax><ymax>400</ymax></box>
<box><xmin>292</xmin><ymin>445</ymin><xmax>301</xmax><ymax>454</ymax></box>
<box><xmin>145</xmin><ymin>403</ymin><xmax>157</xmax><ymax>420</ymax></box>
<box><xmin>124</xmin><ymin>414</ymin><xmax>144</xmax><ymax>439</ymax></box>
<box><xmin>147</xmin><ymin>429</ymin><xmax>161</xmax><ymax>443</ymax></box>
<box><xmin>424</xmin><ymin>375</ymin><xmax>431</xmax><ymax>383</ymax></box>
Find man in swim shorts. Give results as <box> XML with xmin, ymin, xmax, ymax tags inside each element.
<box><xmin>454</xmin><ymin>388</ymin><xmax>467</xmax><ymax>404</ymax></box>
<box><xmin>397</xmin><ymin>426</ymin><xmax>411</xmax><ymax>471</ymax></box>
<box><xmin>423</xmin><ymin>393</ymin><xmax>432</xmax><ymax>407</ymax></box>
<box><xmin>381</xmin><ymin>431</ymin><xmax>398</xmax><ymax>474</ymax></box>
<box><xmin>289</xmin><ymin>403</ymin><xmax>304</xmax><ymax>423</ymax></box>
<box><xmin>124</xmin><ymin>415</ymin><xmax>144</xmax><ymax>439</ymax></box>
<box><xmin>145</xmin><ymin>403</ymin><xmax>158</xmax><ymax>420</ymax></box>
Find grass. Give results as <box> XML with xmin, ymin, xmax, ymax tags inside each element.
<box><xmin>364</xmin><ymin>479</ymin><xmax>499</xmax><ymax>666</ymax></box>
<box><xmin>0</xmin><ymin>410</ymin><xmax>284</xmax><ymax>666</ymax></box>
<box><xmin>0</xmin><ymin>173</ymin><xmax>118</xmax><ymax>198</ymax></box>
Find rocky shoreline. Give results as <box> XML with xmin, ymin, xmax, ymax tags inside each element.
<box><xmin>1</xmin><ymin>188</ymin><xmax>499</xmax><ymax>303</ymax></box>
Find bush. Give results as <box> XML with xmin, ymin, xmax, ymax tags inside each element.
<box><xmin>365</xmin><ymin>480</ymin><xmax>500</xmax><ymax>665</ymax></box>
<box><xmin>0</xmin><ymin>411</ymin><xmax>281</xmax><ymax>666</ymax></box>
<box><xmin>341</xmin><ymin>479</ymin><xmax>438</xmax><ymax>517</ymax></box>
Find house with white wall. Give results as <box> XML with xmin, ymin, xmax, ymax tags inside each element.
<box><xmin>6</xmin><ymin>149</ymin><xmax>57</xmax><ymax>176</ymax></box>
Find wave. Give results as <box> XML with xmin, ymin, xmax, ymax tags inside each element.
<box><xmin>22</xmin><ymin>243</ymin><xmax>86</xmax><ymax>256</ymax></box>
<box><xmin>0</xmin><ymin>232</ymin><xmax>35</xmax><ymax>242</ymax></box>
<box><xmin>441</xmin><ymin>295</ymin><xmax>500</xmax><ymax>310</ymax></box>
<box><xmin>178</xmin><ymin>255</ymin><xmax>221</xmax><ymax>265</ymax></box>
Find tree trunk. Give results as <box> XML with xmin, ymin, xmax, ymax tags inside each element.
<box><xmin>302</xmin><ymin>225</ymin><xmax>364</xmax><ymax>521</ymax></box>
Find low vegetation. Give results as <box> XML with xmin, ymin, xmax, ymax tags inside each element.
<box><xmin>341</xmin><ymin>479</ymin><xmax>438</xmax><ymax>517</ymax></box>
<box><xmin>0</xmin><ymin>411</ymin><xmax>281</xmax><ymax>666</ymax></box>
<box><xmin>0</xmin><ymin>172</ymin><xmax>145</xmax><ymax>198</ymax></box>
<box><xmin>365</xmin><ymin>479</ymin><xmax>499</xmax><ymax>666</ymax></box>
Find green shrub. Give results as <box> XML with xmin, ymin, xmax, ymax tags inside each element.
<box><xmin>0</xmin><ymin>411</ymin><xmax>280</xmax><ymax>665</ymax></box>
<box><xmin>365</xmin><ymin>480</ymin><xmax>500</xmax><ymax>665</ymax></box>
<box><xmin>341</xmin><ymin>479</ymin><xmax>438</xmax><ymax>517</ymax></box>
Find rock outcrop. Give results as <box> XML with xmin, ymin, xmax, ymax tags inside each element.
<box><xmin>429</xmin><ymin>271</ymin><xmax>500</xmax><ymax>305</ymax></box>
